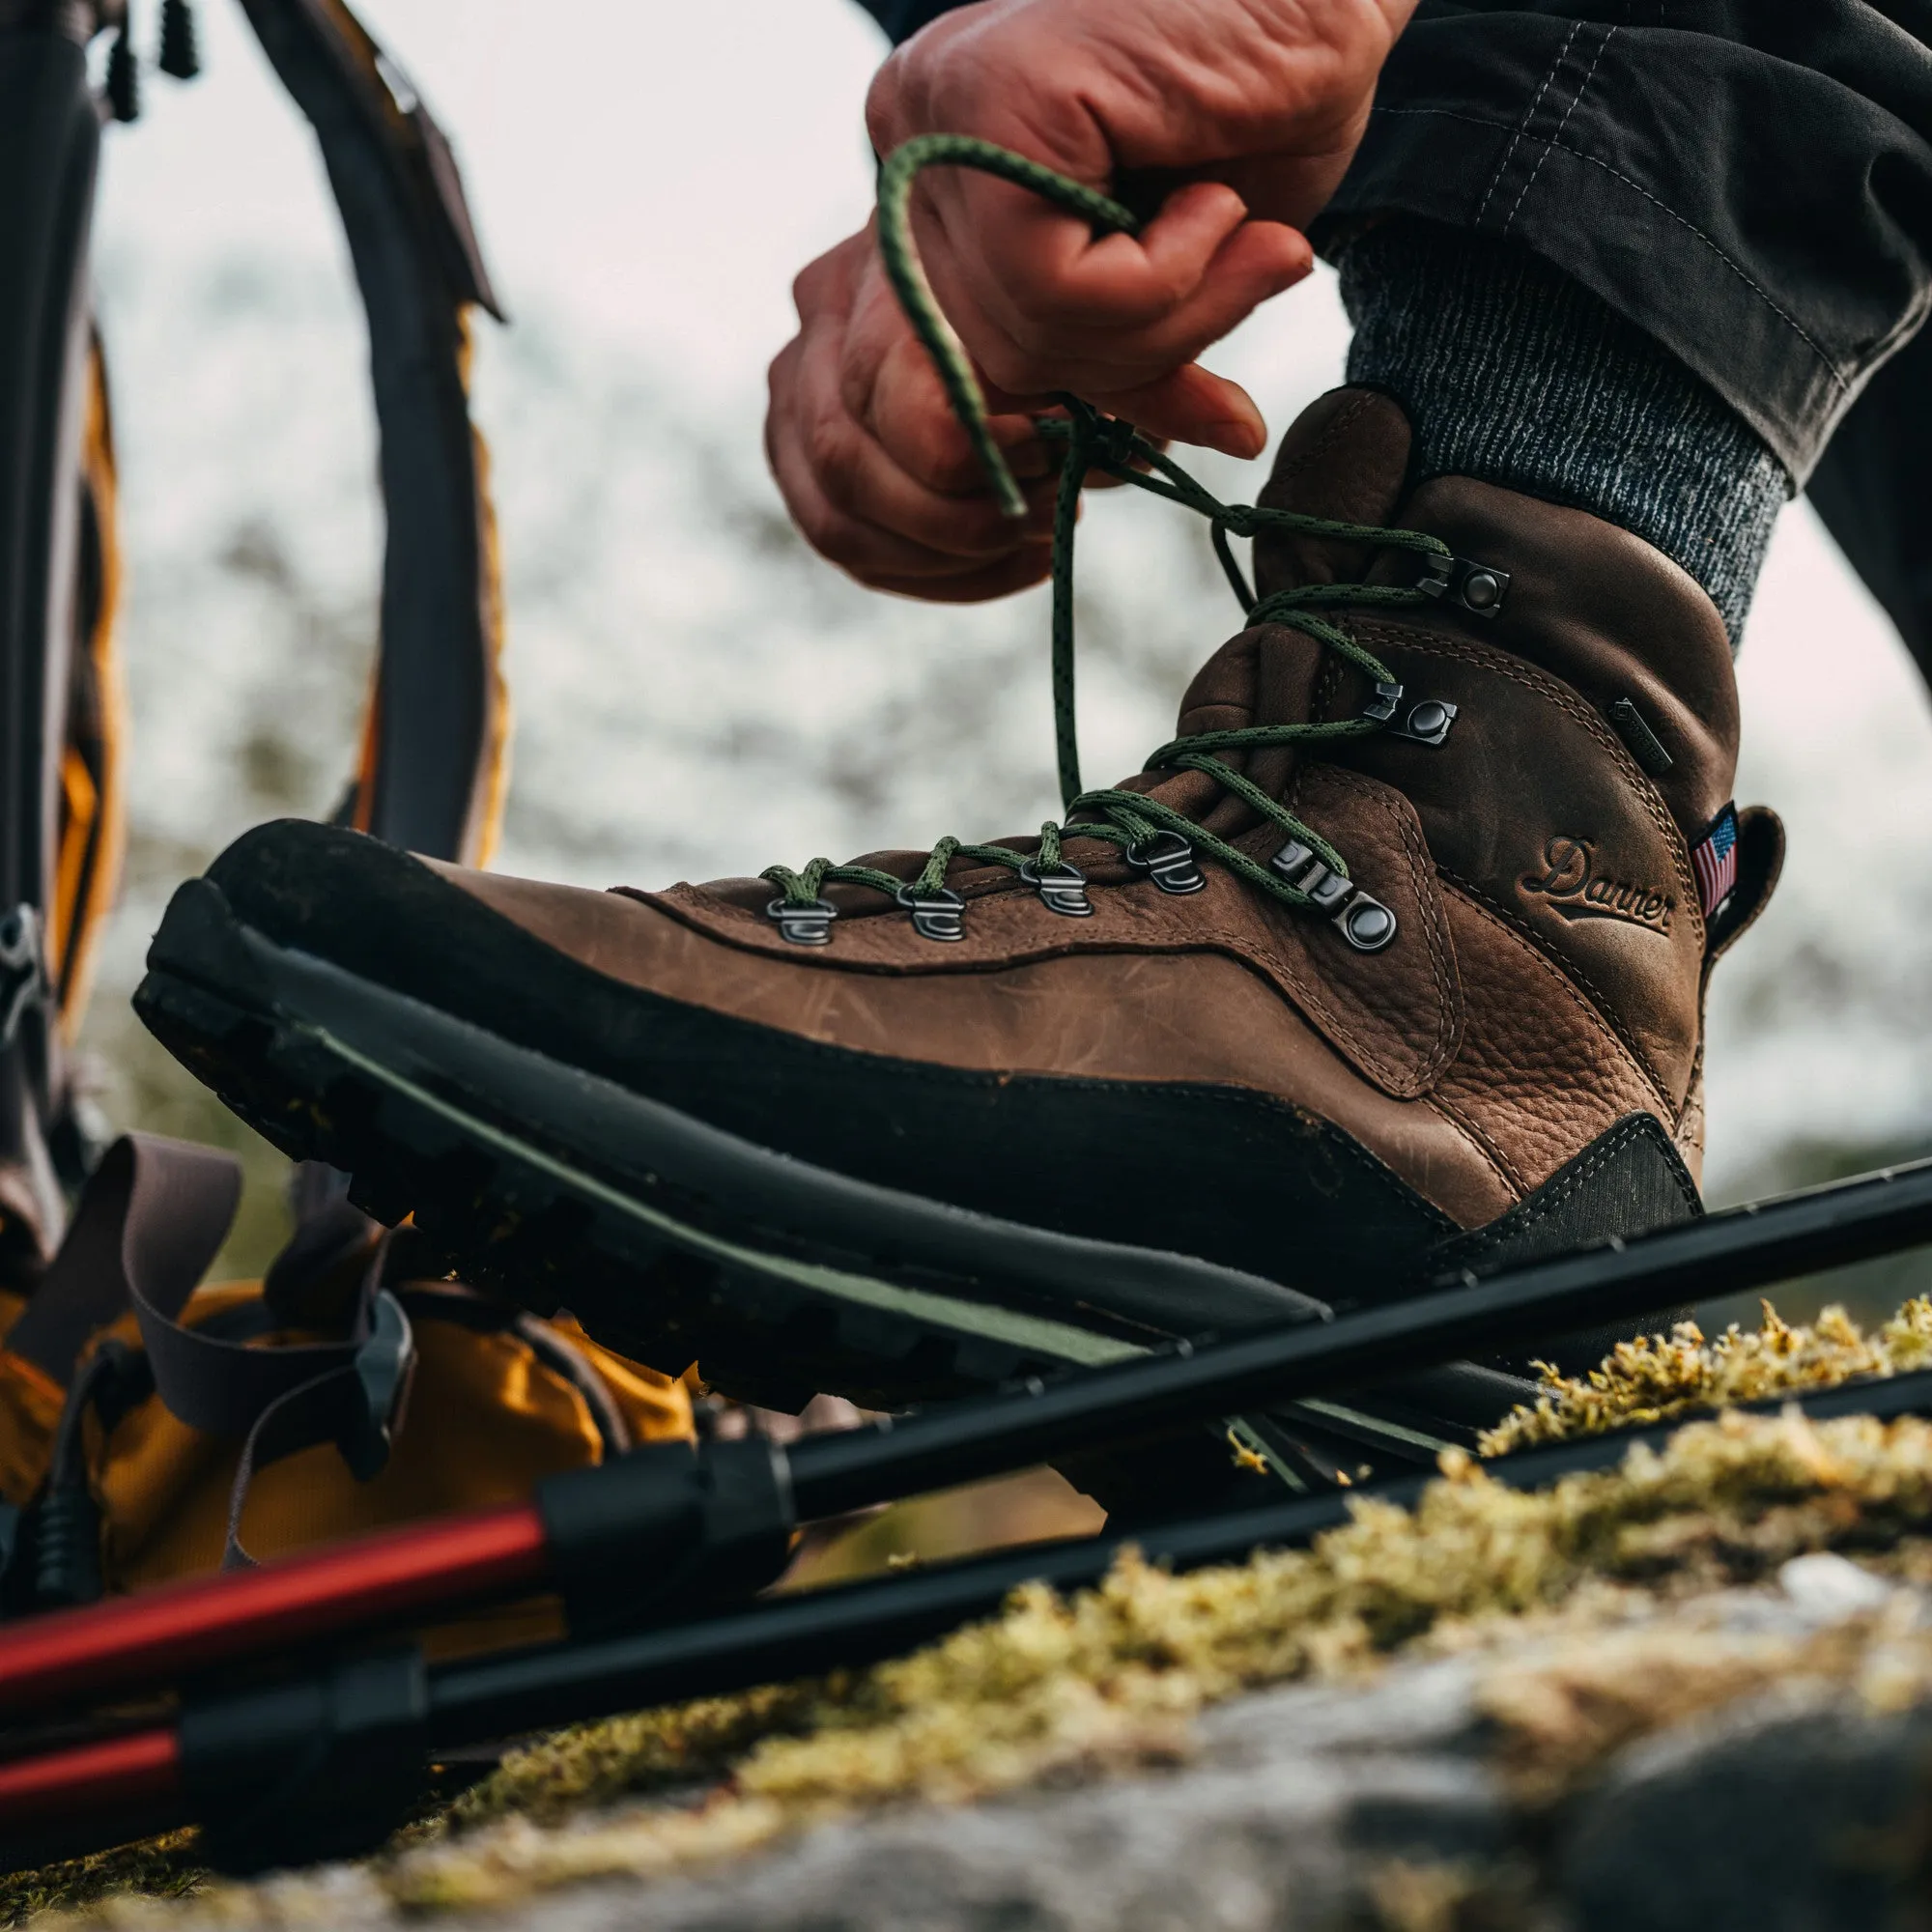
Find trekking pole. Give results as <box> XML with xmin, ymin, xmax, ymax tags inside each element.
<box><xmin>4</xmin><ymin>1151</ymin><xmax>1932</xmax><ymax>1737</ymax></box>
<box><xmin>10</xmin><ymin>1358</ymin><xmax>1932</xmax><ymax>1873</ymax></box>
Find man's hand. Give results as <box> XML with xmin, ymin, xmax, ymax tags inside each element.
<box><xmin>767</xmin><ymin>0</ymin><xmax>1413</xmax><ymax>599</ymax></box>
<box><xmin>768</xmin><ymin>225</ymin><xmax>1065</xmax><ymax>600</ymax></box>
<box><xmin>867</xmin><ymin>0</ymin><xmax>1414</xmax><ymax>452</ymax></box>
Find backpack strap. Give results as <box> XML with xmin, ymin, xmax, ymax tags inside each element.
<box><xmin>4</xmin><ymin>1135</ymin><xmax>418</xmax><ymax>1594</ymax></box>
<box><xmin>237</xmin><ymin>0</ymin><xmax>509</xmax><ymax>865</ymax></box>
<box><xmin>0</xmin><ymin>3</ymin><xmax>110</xmax><ymax>1264</ymax></box>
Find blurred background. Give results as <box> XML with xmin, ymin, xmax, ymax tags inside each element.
<box><xmin>72</xmin><ymin>0</ymin><xmax>1932</xmax><ymax>1541</ymax></box>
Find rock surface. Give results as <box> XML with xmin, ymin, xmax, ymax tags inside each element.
<box><xmin>150</xmin><ymin>1555</ymin><xmax>1932</xmax><ymax>1932</ymax></box>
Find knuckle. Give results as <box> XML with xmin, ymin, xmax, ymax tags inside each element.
<box><xmin>804</xmin><ymin>411</ymin><xmax>864</xmax><ymax>506</ymax></box>
<box><xmin>906</xmin><ymin>413</ymin><xmax>972</xmax><ymax>487</ymax></box>
<box><xmin>977</xmin><ymin>338</ymin><xmax>1047</xmax><ymax>396</ymax></box>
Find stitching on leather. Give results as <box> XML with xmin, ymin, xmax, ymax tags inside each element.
<box><xmin>1350</xmin><ymin>623</ymin><xmax>1705</xmax><ymax>942</ymax></box>
<box><xmin>1475</xmin><ymin>19</ymin><xmax>1580</xmax><ymax>228</ymax></box>
<box><xmin>1443</xmin><ymin>1115</ymin><xmax>1700</xmax><ymax>1263</ymax></box>
<box><xmin>1266</xmin><ymin>388</ymin><xmax>1378</xmax><ymax>494</ymax></box>
<box><xmin>1301</xmin><ymin>763</ymin><xmax>1462</xmax><ymax>1089</ymax></box>
<box><xmin>1504</xmin><ymin>24</ymin><xmax>1613</xmax><ymax>235</ymax></box>
<box><xmin>1421</xmin><ymin>1092</ymin><xmax>1529</xmax><ymax>1197</ymax></box>
<box><xmin>566</xmin><ymin>978</ymin><xmax>1467</xmax><ymax>1234</ymax></box>
<box><xmin>655</xmin><ymin>816</ymin><xmax>1459</xmax><ymax>1102</ymax></box>
<box><xmin>1439</xmin><ymin>882</ymin><xmax>1675</xmax><ymax>1122</ymax></box>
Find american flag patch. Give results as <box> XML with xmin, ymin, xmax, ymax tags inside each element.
<box><xmin>1691</xmin><ymin>803</ymin><xmax>1739</xmax><ymax>918</ymax></box>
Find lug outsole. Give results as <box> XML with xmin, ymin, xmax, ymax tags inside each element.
<box><xmin>136</xmin><ymin>955</ymin><xmax>1165</xmax><ymax>1412</ymax></box>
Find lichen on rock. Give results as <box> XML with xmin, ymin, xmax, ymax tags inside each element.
<box><xmin>1480</xmin><ymin>1298</ymin><xmax>1932</xmax><ymax>1456</ymax></box>
<box><xmin>19</xmin><ymin>1314</ymin><xmax>1932</xmax><ymax>1925</ymax></box>
<box><xmin>380</xmin><ymin>1406</ymin><xmax>1932</xmax><ymax>1913</ymax></box>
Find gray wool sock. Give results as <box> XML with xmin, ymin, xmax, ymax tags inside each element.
<box><xmin>1337</xmin><ymin>220</ymin><xmax>1788</xmax><ymax>643</ymax></box>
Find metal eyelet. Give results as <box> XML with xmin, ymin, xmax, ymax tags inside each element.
<box><xmin>1417</xmin><ymin>554</ymin><xmax>1509</xmax><ymax>617</ymax></box>
<box><xmin>1386</xmin><ymin>696</ymin><xmax>1459</xmax><ymax>747</ymax></box>
<box><xmin>766</xmin><ymin>897</ymin><xmax>838</xmax><ymax>946</ymax></box>
<box><xmin>1337</xmin><ymin>895</ymin><xmax>1398</xmax><ymax>952</ymax></box>
<box><xmin>1268</xmin><ymin>838</ymin><xmax>1398</xmax><ymax>953</ymax></box>
<box><xmin>895</xmin><ymin>884</ymin><xmax>967</xmax><ymax>942</ymax></box>
<box><xmin>1361</xmin><ymin>681</ymin><xmax>1404</xmax><ymax>724</ymax></box>
<box><xmin>1018</xmin><ymin>860</ymin><xmax>1093</xmax><ymax>918</ymax></box>
<box><xmin>1125</xmin><ymin>832</ymin><xmax>1206</xmax><ymax>895</ymax></box>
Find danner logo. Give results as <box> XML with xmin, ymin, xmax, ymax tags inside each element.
<box><xmin>1520</xmin><ymin>838</ymin><xmax>1673</xmax><ymax>935</ymax></box>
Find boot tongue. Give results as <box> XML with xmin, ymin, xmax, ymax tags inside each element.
<box><xmin>1252</xmin><ymin>386</ymin><xmax>1414</xmax><ymax>597</ymax></box>
<box><xmin>1118</xmin><ymin>389</ymin><xmax>1418</xmax><ymax>830</ymax></box>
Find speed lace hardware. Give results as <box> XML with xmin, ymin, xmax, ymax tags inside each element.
<box><xmin>1018</xmin><ymin>859</ymin><xmax>1093</xmax><ymax>918</ymax></box>
<box><xmin>1418</xmin><ymin>554</ymin><xmax>1510</xmax><ymax>618</ymax></box>
<box><xmin>1268</xmin><ymin>841</ymin><xmax>1398</xmax><ymax>954</ymax></box>
<box><xmin>895</xmin><ymin>884</ymin><xmax>967</xmax><ymax>943</ymax></box>
<box><xmin>768</xmin><ymin>897</ymin><xmax>838</xmax><ymax>947</ymax></box>
<box><xmin>758</xmin><ymin>134</ymin><xmax>1511</xmax><ymax>958</ymax></box>
<box><xmin>1125</xmin><ymin>831</ymin><xmax>1206</xmax><ymax>895</ymax></box>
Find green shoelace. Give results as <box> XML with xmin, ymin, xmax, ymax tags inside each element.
<box><xmin>759</xmin><ymin>133</ymin><xmax>1476</xmax><ymax>950</ymax></box>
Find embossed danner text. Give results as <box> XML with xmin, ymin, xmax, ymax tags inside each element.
<box><xmin>1520</xmin><ymin>837</ymin><xmax>1673</xmax><ymax>934</ymax></box>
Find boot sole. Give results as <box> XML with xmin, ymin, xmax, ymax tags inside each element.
<box><xmin>136</xmin><ymin>877</ymin><xmax>1348</xmax><ymax>1412</ymax></box>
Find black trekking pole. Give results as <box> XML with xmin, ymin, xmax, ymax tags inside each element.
<box><xmin>12</xmin><ymin>1353</ymin><xmax>1932</xmax><ymax>1874</ymax></box>
<box><xmin>4</xmin><ymin>1151</ymin><xmax>1932</xmax><ymax>1747</ymax></box>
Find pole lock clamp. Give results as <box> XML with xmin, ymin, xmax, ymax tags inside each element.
<box><xmin>537</xmin><ymin>1436</ymin><xmax>798</xmax><ymax>1638</ymax></box>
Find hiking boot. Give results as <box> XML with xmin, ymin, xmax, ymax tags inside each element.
<box><xmin>134</xmin><ymin>387</ymin><xmax>1780</xmax><ymax>1412</ymax></box>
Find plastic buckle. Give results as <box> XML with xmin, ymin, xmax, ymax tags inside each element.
<box><xmin>0</xmin><ymin>906</ymin><xmax>48</xmax><ymax>1048</ymax></box>
<box><xmin>339</xmin><ymin>1291</ymin><xmax>415</xmax><ymax>1482</ymax></box>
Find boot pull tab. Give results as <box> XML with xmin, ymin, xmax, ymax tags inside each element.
<box><xmin>1702</xmin><ymin>805</ymin><xmax>1784</xmax><ymax>962</ymax></box>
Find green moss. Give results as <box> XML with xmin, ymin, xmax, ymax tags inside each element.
<box><xmin>0</xmin><ymin>1833</ymin><xmax>202</xmax><ymax>1927</ymax></box>
<box><xmin>1482</xmin><ymin>1298</ymin><xmax>1932</xmax><ymax>1455</ymax></box>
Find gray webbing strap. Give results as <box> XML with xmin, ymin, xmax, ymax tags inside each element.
<box><xmin>3</xmin><ymin>1133</ymin><xmax>417</xmax><ymax>1571</ymax></box>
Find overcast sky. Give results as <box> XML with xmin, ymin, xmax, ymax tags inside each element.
<box><xmin>95</xmin><ymin>0</ymin><xmax>897</xmax><ymax>399</ymax></box>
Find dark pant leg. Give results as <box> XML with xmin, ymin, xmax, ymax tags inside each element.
<box><xmin>1321</xmin><ymin>4</ymin><xmax>1932</xmax><ymax>483</ymax></box>
<box><xmin>1809</xmin><ymin>327</ymin><xmax>1932</xmax><ymax>678</ymax></box>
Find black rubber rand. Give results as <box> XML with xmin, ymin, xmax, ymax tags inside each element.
<box><xmin>132</xmin><ymin>824</ymin><xmax>1703</xmax><ymax>1410</ymax></box>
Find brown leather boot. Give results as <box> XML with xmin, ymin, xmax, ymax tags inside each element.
<box><xmin>135</xmin><ymin>387</ymin><xmax>1780</xmax><ymax>1412</ymax></box>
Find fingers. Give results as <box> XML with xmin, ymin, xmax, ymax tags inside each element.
<box><xmin>862</xmin><ymin>333</ymin><xmax>1057</xmax><ymax>494</ymax></box>
<box><xmin>765</xmin><ymin>233</ymin><xmax>1063</xmax><ymax>600</ymax></box>
<box><xmin>912</xmin><ymin>179</ymin><xmax>1312</xmax><ymax>449</ymax></box>
<box><xmin>1085</xmin><ymin>361</ymin><xmax>1267</xmax><ymax>458</ymax></box>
